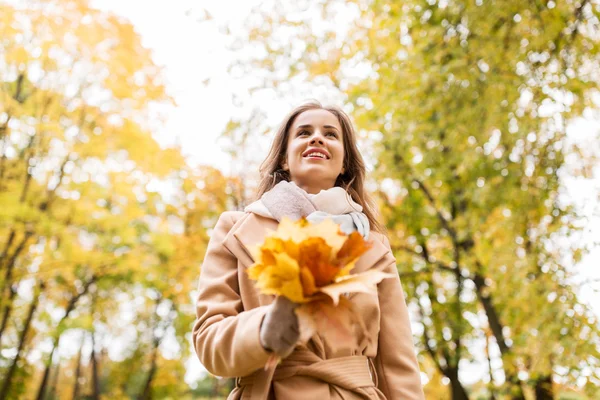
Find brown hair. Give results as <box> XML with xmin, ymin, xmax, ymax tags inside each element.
<box><xmin>255</xmin><ymin>101</ymin><xmax>384</xmax><ymax>233</ymax></box>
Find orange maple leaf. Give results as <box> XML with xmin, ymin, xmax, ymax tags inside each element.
<box><xmin>335</xmin><ymin>231</ymin><xmax>372</xmax><ymax>267</ymax></box>
<box><xmin>299</xmin><ymin>266</ymin><xmax>317</xmax><ymax>296</ymax></box>
<box><xmin>298</xmin><ymin>237</ymin><xmax>340</xmax><ymax>287</ymax></box>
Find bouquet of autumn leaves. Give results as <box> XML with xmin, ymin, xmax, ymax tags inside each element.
<box><xmin>247</xmin><ymin>217</ymin><xmax>394</xmax><ymax>366</ymax></box>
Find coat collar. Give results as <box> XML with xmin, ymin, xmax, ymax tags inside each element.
<box><xmin>223</xmin><ymin>213</ymin><xmax>392</xmax><ymax>273</ymax></box>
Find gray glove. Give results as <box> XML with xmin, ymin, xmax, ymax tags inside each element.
<box><xmin>306</xmin><ymin>211</ymin><xmax>370</xmax><ymax>240</ymax></box>
<box><xmin>259</xmin><ymin>296</ymin><xmax>299</xmax><ymax>358</ymax></box>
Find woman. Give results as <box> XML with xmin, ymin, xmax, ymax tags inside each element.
<box><xmin>193</xmin><ymin>102</ymin><xmax>424</xmax><ymax>399</ymax></box>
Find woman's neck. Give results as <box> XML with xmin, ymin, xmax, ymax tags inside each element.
<box><xmin>293</xmin><ymin>180</ymin><xmax>335</xmax><ymax>195</ymax></box>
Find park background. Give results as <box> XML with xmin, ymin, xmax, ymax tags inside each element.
<box><xmin>0</xmin><ymin>0</ymin><xmax>599</xmax><ymax>399</ymax></box>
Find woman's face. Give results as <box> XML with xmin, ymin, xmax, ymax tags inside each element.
<box><xmin>282</xmin><ymin>109</ymin><xmax>345</xmax><ymax>194</ymax></box>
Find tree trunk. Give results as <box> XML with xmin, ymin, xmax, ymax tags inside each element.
<box><xmin>534</xmin><ymin>374</ymin><xmax>554</xmax><ymax>400</ymax></box>
<box><xmin>3</xmin><ymin>231</ymin><xmax>34</xmax><ymax>287</ymax></box>
<box><xmin>447</xmin><ymin>367</ymin><xmax>470</xmax><ymax>400</ymax></box>
<box><xmin>0</xmin><ymin>73</ymin><xmax>24</xmax><ymax>185</ymax></box>
<box><xmin>0</xmin><ymin>280</ymin><xmax>44</xmax><ymax>400</ymax></box>
<box><xmin>0</xmin><ymin>230</ymin><xmax>16</xmax><ymax>266</ymax></box>
<box><xmin>0</xmin><ymin>285</ymin><xmax>16</xmax><ymax>343</ymax></box>
<box><xmin>484</xmin><ymin>330</ymin><xmax>497</xmax><ymax>400</ymax></box>
<box><xmin>473</xmin><ymin>274</ymin><xmax>508</xmax><ymax>353</ymax></box>
<box><xmin>35</xmin><ymin>345</ymin><xmax>57</xmax><ymax>400</ymax></box>
<box><xmin>0</xmin><ymin>231</ymin><xmax>35</xmax><ymax>343</ymax></box>
<box><xmin>1</xmin><ymin>147</ymin><xmax>73</xmax><ymax>341</ymax></box>
<box><xmin>0</xmin><ymin>117</ymin><xmax>11</xmax><ymax>185</ymax></box>
<box><xmin>507</xmin><ymin>376</ymin><xmax>526</xmax><ymax>400</ymax></box>
<box><xmin>72</xmin><ymin>337</ymin><xmax>84</xmax><ymax>400</ymax></box>
<box><xmin>91</xmin><ymin>330</ymin><xmax>100</xmax><ymax>400</ymax></box>
<box><xmin>138</xmin><ymin>344</ymin><xmax>159</xmax><ymax>400</ymax></box>
<box><xmin>36</xmin><ymin>277</ymin><xmax>93</xmax><ymax>400</ymax></box>
<box><xmin>473</xmin><ymin>272</ymin><xmax>525</xmax><ymax>400</ymax></box>
<box><xmin>48</xmin><ymin>361</ymin><xmax>61</xmax><ymax>400</ymax></box>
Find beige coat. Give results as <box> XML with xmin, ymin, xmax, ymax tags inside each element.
<box><xmin>193</xmin><ymin>211</ymin><xmax>425</xmax><ymax>400</ymax></box>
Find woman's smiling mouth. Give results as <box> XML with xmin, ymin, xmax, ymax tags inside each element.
<box><xmin>302</xmin><ymin>148</ymin><xmax>330</xmax><ymax>159</ymax></box>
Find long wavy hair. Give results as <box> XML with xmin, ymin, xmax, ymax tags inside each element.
<box><xmin>255</xmin><ymin>101</ymin><xmax>384</xmax><ymax>233</ymax></box>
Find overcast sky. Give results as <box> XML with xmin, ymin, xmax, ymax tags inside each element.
<box><xmin>92</xmin><ymin>0</ymin><xmax>266</xmax><ymax>170</ymax></box>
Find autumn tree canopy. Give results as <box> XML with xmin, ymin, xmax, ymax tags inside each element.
<box><xmin>223</xmin><ymin>0</ymin><xmax>600</xmax><ymax>399</ymax></box>
<box><xmin>0</xmin><ymin>1</ymin><xmax>231</xmax><ymax>398</ymax></box>
<box><xmin>1</xmin><ymin>0</ymin><xmax>599</xmax><ymax>399</ymax></box>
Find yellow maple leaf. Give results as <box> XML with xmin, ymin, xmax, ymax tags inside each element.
<box><xmin>249</xmin><ymin>252</ymin><xmax>306</xmax><ymax>303</ymax></box>
<box><xmin>276</xmin><ymin>217</ymin><xmax>347</xmax><ymax>252</ymax></box>
<box><xmin>247</xmin><ymin>262</ymin><xmax>265</xmax><ymax>280</ymax></box>
<box><xmin>247</xmin><ymin>217</ymin><xmax>390</xmax><ymax>305</ymax></box>
<box><xmin>252</xmin><ymin>236</ymin><xmax>300</xmax><ymax>265</ymax></box>
<box><xmin>246</xmin><ymin>217</ymin><xmax>397</xmax><ymax>359</ymax></box>
<box><xmin>321</xmin><ymin>269</ymin><xmax>396</xmax><ymax>305</ymax></box>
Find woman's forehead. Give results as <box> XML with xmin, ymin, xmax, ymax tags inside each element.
<box><xmin>293</xmin><ymin>109</ymin><xmax>341</xmax><ymax>129</ymax></box>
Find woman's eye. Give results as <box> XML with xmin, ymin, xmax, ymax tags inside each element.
<box><xmin>298</xmin><ymin>130</ymin><xmax>310</xmax><ymax>136</ymax></box>
<box><xmin>326</xmin><ymin>132</ymin><xmax>337</xmax><ymax>137</ymax></box>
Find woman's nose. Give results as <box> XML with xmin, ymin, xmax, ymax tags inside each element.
<box><xmin>310</xmin><ymin>133</ymin><xmax>324</xmax><ymax>145</ymax></box>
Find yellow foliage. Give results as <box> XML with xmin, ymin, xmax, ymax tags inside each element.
<box><xmin>274</xmin><ymin>217</ymin><xmax>347</xmax><ymax>252</ymax></box>
<box><xmin>248</xmin><ymin>217</ymin><xmax>373</xmax><ymax>303</ymax></box>
<box><xmin>0</xmin><ymin>3</ymin><xmax>229</xmax><ymax>398</ymax></box>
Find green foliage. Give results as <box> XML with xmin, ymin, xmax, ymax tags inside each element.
<box><xmin>224</xmin><ymin>0</ymin><xmax>600</xmax><ymax>398</ymax></box>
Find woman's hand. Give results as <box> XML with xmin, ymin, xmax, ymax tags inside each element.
<box><xmin>260</xmin><ymin>296</ymin><xmax>300</xmax><ymax>358</ymax></box>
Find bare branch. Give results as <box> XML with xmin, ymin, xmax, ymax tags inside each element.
<box><xmin>416</xmin><ymin>297</ymin><xmax>447</xmax><ymax>376</ymax></box>
<box><xmin>397</xmin><ymin>245</ymin><xmax>457</xmax><ymax>274</ymax></box>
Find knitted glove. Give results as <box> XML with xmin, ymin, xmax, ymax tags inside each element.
<box><xmin>259</xmin><ymin>296</ymin><xmax>300</xmax><ymax>358</ymax></box>
<box><xmin>306</xmin><ymin>211</ymin><xmax>370</xmax><ymax>240</ymax></box>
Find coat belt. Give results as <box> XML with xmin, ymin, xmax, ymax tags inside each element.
<box><xmin>237</xmin><ymin>349</ymin><xmax>376</xmax><ymax>399</ymax></box>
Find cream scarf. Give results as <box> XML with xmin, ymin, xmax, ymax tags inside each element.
<box><xmin>244</xmin><ymin>181</ymin><xmax>370</xmax><ymax>239</ymax></box>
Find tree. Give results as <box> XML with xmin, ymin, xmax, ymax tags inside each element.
<box><xmin>0</xmin><ymin>1</ymin><xmax>232</xmax><ymax>398</ymax></box>
<box><xmin>222</xmin><ymin>0</ymin><xmax>600</xmax><ymax>398</ymax></box>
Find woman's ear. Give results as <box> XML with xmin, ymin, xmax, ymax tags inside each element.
<box><xmin>281</xmin><ymin>157</ymin><xmax>289</xmax><ymax>171</ymax></box>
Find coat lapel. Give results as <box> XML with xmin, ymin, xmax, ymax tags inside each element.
<box><xmin>352</xmin><ymin>232</ymin><xmax>393</xmax><ymax>273</ymax></box>
<box><xmin>223</xmin><ymin>213</ymin><xmax>278</xmax><ymax>268</ymax></box>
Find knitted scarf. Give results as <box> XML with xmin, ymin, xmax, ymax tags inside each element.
<box><xmin>244</xmin><ymin>181</ymin><xmax>370</xmax><ymax>238</ymax></box>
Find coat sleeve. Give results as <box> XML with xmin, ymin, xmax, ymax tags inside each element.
<box><xmin>374</xmin><ymin>235</ymin><xmax>425</xmax><ymax>400</ymax></box>
<box><xmin>192</xmin><ymin>211</ymin><xmax>271</xmax><ymax>378</ymax></box>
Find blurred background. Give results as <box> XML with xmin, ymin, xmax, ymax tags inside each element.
<box><xmin>0</xmin><ymin>0</ymin><xmax>599</xmax><ymax>399</ymax></box>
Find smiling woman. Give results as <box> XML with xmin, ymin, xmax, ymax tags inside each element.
<box><xmin>256</xmin><ymin>102</ymin><xmax>383</xmax><ymax>234</ymax></box>
<box><xmin>192</xmin><ymin>101</ymin><xmax>425</xmax><ymax>399</ymax></box>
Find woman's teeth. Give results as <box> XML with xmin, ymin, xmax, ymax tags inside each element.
<box><xmin>306</xmin><ymin>152</ymin><xmax>326</xmax><ymax>159</ymax></box>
